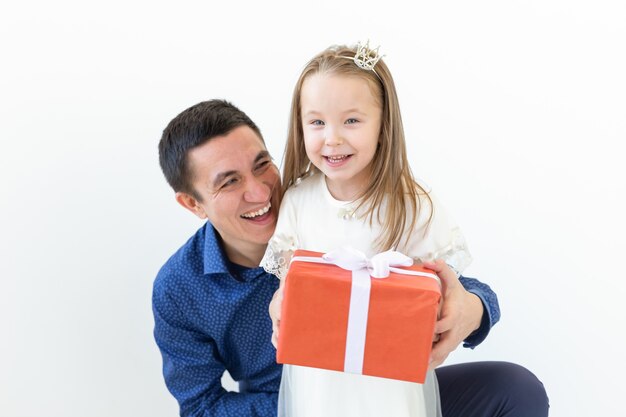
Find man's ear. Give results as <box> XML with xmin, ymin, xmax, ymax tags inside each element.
<box><xmin>175</xmin><ymin>192</ymin><xmax>207</xmax><ymax>219</ymax></box>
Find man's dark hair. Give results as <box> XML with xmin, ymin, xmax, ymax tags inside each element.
<box><xmin>158</xmin><ymin>100</ymin><xmax>263</xmax><ymax>201</ymax></box>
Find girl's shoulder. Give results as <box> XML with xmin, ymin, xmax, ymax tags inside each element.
<box><xmin>283</xmin><ymin>170</ymin><xmax>325</xmax><ymax>202</ymax></box>
<box><xmin>409</xmin><ymin>177</ymin><xmax>435</xmax><ymax>211</ymax></box>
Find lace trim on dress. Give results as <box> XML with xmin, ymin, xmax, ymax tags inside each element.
<box><xmin>431</xmin><ymin>226</ymin><xmax>473</xmax><ymax>276</ymax></box>
<box><xmin>261</xmin><ymin>234</ymin><xmax>298</xmax><ymax>280</ymax></box>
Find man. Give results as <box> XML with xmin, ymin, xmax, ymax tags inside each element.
<box><xmin>153</xmin><ymin>100</ymin><xmax>548</xmax><ymax>417</ymax></box>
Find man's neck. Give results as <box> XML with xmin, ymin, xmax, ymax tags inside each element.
<box><xmin>224</xmin><ymin>243</ymin><xmax>267</xmax><ymax>268</ymax></box>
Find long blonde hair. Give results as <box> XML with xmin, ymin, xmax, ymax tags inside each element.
<box><xmin>282</xmin><ymin>44</ymin><xmax>433</xmax><ymax>251</ymax></box>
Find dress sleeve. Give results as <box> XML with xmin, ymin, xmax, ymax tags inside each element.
<box><xmin>260</xmin><ymin>189</ymin><xmax>300</xmax><ymax>280</ymax></box>
<box><xmin>406</xmin><ymin>191</ymin><xmax>473</xmax><ymax>275</ymax></box>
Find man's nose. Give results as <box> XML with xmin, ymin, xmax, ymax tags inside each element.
<box><xmin>243</xmin><ymin>176</ymin><xmax>272</xmax><ymax>202</ymax></box>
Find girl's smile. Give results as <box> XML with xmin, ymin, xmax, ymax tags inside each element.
<box><xmin>323</xmin><ymin>154</ymin><xmax>353</xmax><ymax>167</ymax></box>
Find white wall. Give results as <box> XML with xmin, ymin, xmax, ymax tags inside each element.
<box><xmin>1</xmin><ymin>1</ymin><xmax>624</xmax><ymax>416</ymax></box>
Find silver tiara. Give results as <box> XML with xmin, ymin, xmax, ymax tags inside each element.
<box><xmin>353</xmin><ymin>40</ymin><xmax>383</xmax><ymax>71</ymax></box>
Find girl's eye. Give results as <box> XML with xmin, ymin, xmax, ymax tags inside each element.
<box><xmin>345</xmin><ymin>118</ymin><xmax>359</xmax><ymax>124</ymax></box>
<box><xmin>311</xmin><ymin>120</ymin><xmax>325</xmax><ymax>126</ymax></box>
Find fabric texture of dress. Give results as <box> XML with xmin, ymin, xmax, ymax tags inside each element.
<box><xmin>261</xmin><ymin>171</ymin><xmax>472</xmax><ymax>417</ymax></box>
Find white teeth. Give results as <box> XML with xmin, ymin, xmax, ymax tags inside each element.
<box><xmin>241</xmin><ymin>202</ymin><xmax>271</xmax><ymax>219</ymax></box>
<box><xmin>326</xmin><ymin>155</ymin><xmax>348</xmax><ymax>162</ymax></box>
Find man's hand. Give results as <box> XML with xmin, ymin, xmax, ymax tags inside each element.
<box><xmin>423</xmin><ymin>259</ymin><xmax>484</xmax><ymax>369</ymax></box>
<box><xmin>268</xmin><ymin>284</ymin><xmax>284</xmax><ymax>348</ymax></box>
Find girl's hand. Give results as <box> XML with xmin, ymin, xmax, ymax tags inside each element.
<box><xmin>422</xmin><ymin>259</ymin><xmax>483</xmax><ymax>370</ymax></box>
<box><xmin>268</xmin><ymin>283</ymin><xmax>284</xmax><ymax>348</ymax></box>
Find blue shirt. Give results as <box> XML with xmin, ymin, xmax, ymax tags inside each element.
<box><xmin>152</xmin><ymin>222</ymin><xmax>500</xmax><ymax>417</ymax></box>
<box><xmin>153</xmin><ymin>223</ymin><xmax>281</xmax><ymax>416</ymax></box>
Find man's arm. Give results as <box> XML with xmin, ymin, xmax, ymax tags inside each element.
<box><xmin>459</xmin><ymin>275</ymin><xmax>501</xmax><ymax>347</ymax></box>
<box><xmin>423</xmin><ymin>260</ymin><xmax>500</xmax><ymax>369</ymax></box>
<box><xmin>153</xmin><ymin>286</ymin><xmax>278</xmax><ymax>417</ymax></box>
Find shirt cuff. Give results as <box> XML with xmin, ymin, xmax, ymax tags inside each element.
<box><xmin>462</xmin><ymin>290</ymin><xmax>491</xmax><ymax>348</ymax></box>
<box><xmin>458</xmin><ymin>276</ymin><xmax>501</xmax><ymax>349</ymax></box>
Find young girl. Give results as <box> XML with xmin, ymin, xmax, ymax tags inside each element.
<box><xmin>262</xmin><ymin>42</ymin><xmax>472</xmax><ymax>417</ymax></box>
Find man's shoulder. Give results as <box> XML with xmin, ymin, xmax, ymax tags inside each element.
<box><xmin>153</xmin><ymin>224</ymin><xmax>207</xmax><ymax>295</ymax></box>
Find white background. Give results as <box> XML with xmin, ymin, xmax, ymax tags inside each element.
<box><xmin>1</xmin><ymin>1</ymin><xmax>624</xmax><ymax>416</ymax></box>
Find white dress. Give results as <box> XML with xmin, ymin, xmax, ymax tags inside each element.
<box><xmin>261</xmin><ymin>172</ymin><xmax>472</xmax><ymax>417</ymax></box>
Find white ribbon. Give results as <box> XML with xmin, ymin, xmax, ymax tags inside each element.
<box><xmin>290</xmin><ymin>247</ymin><xmax>439</xmax><ymax>375</ymax></box>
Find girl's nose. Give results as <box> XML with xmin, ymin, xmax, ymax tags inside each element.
<box><xmin>324</xmin><ymin>127</ymin><xmax>344</xmax><ymax>146</ymax></box>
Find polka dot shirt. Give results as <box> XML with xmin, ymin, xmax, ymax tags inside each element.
<box><xmin>153</xmin><ymin>222</ymin><xmax>281</xmax><ymax>416</ymax></box>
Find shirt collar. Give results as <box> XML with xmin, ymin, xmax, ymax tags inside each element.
<box><xmin>202</xmin><ymin>222</ymin><xmax>267</xmax><ymax>282</ymax></box>
<box><xmin>203</xmin><ymin>222</ymin><xmax>231</xmax><ymax>275</ymax></box>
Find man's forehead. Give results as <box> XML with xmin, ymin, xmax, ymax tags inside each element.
<box><xmin>189</xmin><ymin>126</ymin><xmax>264</xmax><ymax>165</ymax></box>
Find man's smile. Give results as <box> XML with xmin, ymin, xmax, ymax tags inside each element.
<box><xmin>240</xmin><ymin>202</ymin><xmax>272</xmax><ymax>219</ymax></box>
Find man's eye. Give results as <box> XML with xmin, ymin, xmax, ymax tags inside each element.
<box><xmin>222</xmin><ymin>178</ymin><xmax>238</xmax><ymax>188</ymax></box>
<box><xmin>255</xmin><ymin>160</ymin><xmax>271</xmax><ymax>171</ymax></box>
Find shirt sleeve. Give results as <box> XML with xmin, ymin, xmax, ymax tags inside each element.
<box><xmin>152</xmin><ymin>284</ymin><xmax>278</xmax><ymax>417</ymax></box>
<box><xmin>458</xmin><ymin>275</ymin><xmax>501</xmax><ymax>348</ymax></box>
<box><xmin>260</xmin><ymin>188</ymin><xmax>300</xmax><ymax>280</ymax></box>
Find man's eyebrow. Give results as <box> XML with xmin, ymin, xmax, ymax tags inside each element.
<box><xmin>212</xmin><ymin>170</ymin><xmax>238</xmax><ymax>188</ymax></box>
<box><xmin>254</xmin><ymin>150</ymin><xmax>271</xmax><ymax>164</ymax></box>
<box><xmin>211</xmin><ymin>151</ymin><xmax>271</xmax><ymax>187</ymax></box>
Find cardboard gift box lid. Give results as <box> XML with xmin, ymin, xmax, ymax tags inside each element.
<box><xmin>277</xmin><ymin>249</ymin><xmax>441</xmax><ymax>383</ymax></box>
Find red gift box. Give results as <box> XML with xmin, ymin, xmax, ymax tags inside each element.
<box><xmin>276</xmin><ymin>248</ymin><xmax>441</xmax><ymax>383</ymax></box>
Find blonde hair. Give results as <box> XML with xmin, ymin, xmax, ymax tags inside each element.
<box><xmin>282</xmin><ymin>44</ymin><xmax>433</xmax><ymax>251</ymax></box>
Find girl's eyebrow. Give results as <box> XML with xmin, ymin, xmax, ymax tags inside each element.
<box><xmin>342</xmin><ymin>108</ymin><xmax>367</xmax><ymax>115</ymax></box>
<box><xmin>301</xmin><ymin>109</ymin><xmax>321</xmax><ymax>117</ymax></box>
<box><xmin>302</xmin><ymin>108</ymin><xmax>366</xmax><ymax>117</ymax></box>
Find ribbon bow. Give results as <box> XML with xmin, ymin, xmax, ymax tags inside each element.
<box><xmin>322</xmin><ymin>247</ymin><xmax>414</xmax><ymax>278</ymax></box>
